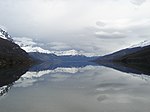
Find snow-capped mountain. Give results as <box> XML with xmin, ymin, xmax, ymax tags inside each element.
<box><xmin>13</xmin><ymin>37</ymin><xmax>82</xmax><ymax>56</ymax></box>
<box><xmin>0</xmin><ymin>28</ymin><xmax>13</xmax><ymax>41</ymax></box>
<box><xmin>13</xmin><ymin>37</ymin><xmax>51</xmax><ymax>54</ymax></box>
<box><xmin>96</xmin><ymin>40</ymin><xmax>150</xmax><ymax>62</ymax></box>
<box><xmin>0</xmin><ymin>29</ymin><xmax>83</xmax><ymax>56</ymax></box>
<box><xmin>130</xmin><ymin>40</ymin><xmax>150</xmax><ymax>48</ymax></box>
<box><xmin>0</xmin><ymin>29</ymin><xmax>33</xmax><ymax>67</ymax></box>
<box><xmin>95</xmin><ymin>40</ymin><xmax>150</xmax><ymax>76</ymax></box>
<box><xmin>50</xmin><ymin>49</ymin><xmax>81</xmax><ymax>56</ymax></box>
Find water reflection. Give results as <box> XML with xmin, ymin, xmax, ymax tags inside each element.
<box><xmin>0</xmin><ymin>61</ymin><xmax>150</xmax><ymax>112</ymax></box>
<box><xmin>0</xmin><ymin>66</ymin><xmax>29</xmax><ymax>97</ymax></box>
<box><xmin>14</xmin><ymin>62</ymin><xmax>98</xmax><ymax>88</ymax></box>
<box><xmin>1</xmin><ymin>61</ymin><xmax>150</xmax><ymax>98</ymax></box>
<box><xmin>96</xmin><ymin>61</ymin><xmax>150</xmax><ymax>76</ymax></box>
<box><xmin>0</xmin><ymin>85</ymin><xmax>11</xmax><ymax>97</ymax></box>
<box><xmin>0</xmin><ymin>62</ymin><xmax>98</xmax><ymax>97</ymax></box>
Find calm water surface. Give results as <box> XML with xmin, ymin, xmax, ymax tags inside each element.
<box><xmin>0</xmin><ymin>65</ymin><xmax>150</xmax><ymax>112</ymax></box>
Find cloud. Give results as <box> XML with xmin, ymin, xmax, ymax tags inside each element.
<box><xmin>131</xmin><ymin>0</ymin><xmax>146</xmax><ymax>6</ymax></box>
<box><xmin>94</xmin><ymin>19</ymin><xmax>150</xmax><ymax>39</ymax></box>
<box><xmin>48</xmin><ymin>42</ymin><xmax>72</xmax><ymax>50</ymax></box>
<box><xmin>95</xmin><ymin>31</ymin><xmax>126</xmax><ymax>39</ymax></box>
<box><xmin>96</xmin><ymin>21</ymin><xmax>107</xmax><ymax>27</ymax></box>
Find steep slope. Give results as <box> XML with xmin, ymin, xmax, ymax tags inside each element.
<box><xmin>95</xmin><ymin>41</ymin><xmax>150</xmax><ymax>63</ymax></box>
<box><xmin>0</xmin><ymin>29</ymin><xmax>33</xmax><ymax>67</ymax></box>
<box><xmin>0</xmin><ymin>28</ymin><xmax>13</xmax><ymax>41</ymax></box>
<box><xmin>117</xmin><ymin>46</ymin><xmax>150</xmax><ymax>63</ymax></box>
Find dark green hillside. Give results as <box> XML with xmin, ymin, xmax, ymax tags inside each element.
<box><xmin>0</xmin><ymin>38</ymin><xmax>33</xmax><ymax>67</ymax></box>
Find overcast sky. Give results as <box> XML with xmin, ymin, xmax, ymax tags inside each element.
<box><xmin>0</xmin><ymin>0</ymin><xmax>150</xmax><ymax>56</ymax></box>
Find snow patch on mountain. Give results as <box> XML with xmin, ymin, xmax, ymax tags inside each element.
<box><xmin>13</xmin><ymin>37</ymin><xmax>51</xmax><ymax>54</ymax></box>
<box><xmin>13</xmin><ymin>37</ymin><xmax>82</xmax><ymax>56</ymax></box>
<box><xmin>130</xmin><ymin>40</ymin><xmax>150</xmax><ymax>48</ymax></box>
<box><xmin>0</xmin><ymin>28</ymin><xmax>13</xmax><ymax>41</ymax></box>
<box><xmin>51</xmin><ymin>50</ymin><xmax>81</xmax><ymax>56</ymax></box>
<box><xmin>0</xmin><ymin>31</ymin><xmax>7</xmax><ymax>40</ymax></box>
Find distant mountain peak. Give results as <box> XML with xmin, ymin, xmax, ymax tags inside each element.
<box><xmin>51</xmin><ymin>49</ymin><xmax>81</xmax><ymax>56</ymax></box>
<box><xmin>0</xmin><ymin>28</ymin><xmax>13</xmax><ymax>41</ymax></box>
<box><xmin>13</xmin><ymin>37</ymin><xmax>82</xmax><ymax>56</ymax></box>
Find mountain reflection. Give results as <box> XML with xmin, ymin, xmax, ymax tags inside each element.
<box><xmin>1</xmin><ymin>61</ymin><xmax>150</xmax><ymax>98</ymax></box>
<box><xmin>0</xmin><ymin>66</ymin><xmax>29</xmax><ymax>97</ymax></box>
<box><xmin>14</xmin><ymin>62</ymin><xmax>98</xmax><ymax>88</ymax></box>
<box><xmin>96</xmin><ymin>61</ymin><xmax>150</xmax><ymax>76</ymax></box>
<box><xmin>0</xmin><ymin>62</ymin><xmax>97</xmax><ymax>97</ymax></box>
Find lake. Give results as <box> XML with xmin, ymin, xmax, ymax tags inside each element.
<box><xmin>0</xmin><ymin>62</ymin><xmax>150</xmax><ymax>112</ymax></box>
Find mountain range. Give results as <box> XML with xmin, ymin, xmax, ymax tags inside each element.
<box><xmin>95</xmin><ymin>40</ymin><xmax>150</xmax><ymax>63</ymax></box>
<box><xmin>1</xmin><ymin>28</ymin><xmax>150</xmax><ymax>97</ymax></box>
<box><xmin>94</xmin><ymin>40</ymin><xmax>150</xmax><ymax>76</ymax></box>
<box><xmin>0</xmin><ymin>28</ymin><xmax>97</xmax><ymax>66</ymax></box>
<box><xmin>13</xmin><ymin>36</ymin><xmax>97</xmax><ymax>62</ymax></box>
<box><xmin>1</xmin><ymin>28</ymin><xmax>150</xmax><ymax>70</ymax></box>
<box><xmin>13</xmin><ymin>37</ymin><xmax>83</xmax><ymax>56</ymax></box>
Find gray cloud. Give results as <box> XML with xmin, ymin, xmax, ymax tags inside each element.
<box><xmin>131</xmin><ymin>0</ymin><xmax>146</xmax><ymax>6</ymax></box>
<box><xmin>48</xmin><ymin>42</ymin><xmax>72</xmax><ymax>51</ymax></box>
<box><xmin>96</xmin><ymin>21</ymin><xmax>107</xmax><ymax>27</ymax></box>
<box><xmin>94</xmin><ymin>19</ymin><xmax>150</xmax><ymax>40</ymax></box>
<box><xmin>95</xmin><ymin>31</ymin><xmax>126</xmax><ymax>39</ymax></box>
